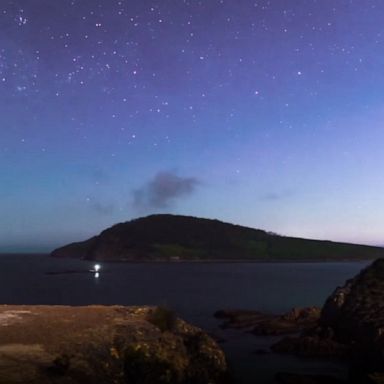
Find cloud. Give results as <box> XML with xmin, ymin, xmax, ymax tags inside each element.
<box><xmin>133</xmin><ymin>171</ymin><xmax>199</xmax><ymax>209</ymax></box>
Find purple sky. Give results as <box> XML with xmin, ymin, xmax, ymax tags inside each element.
<box><xmin>1</xmin><ymin>0</ymin><xmax>384</xmax><ymax>251</ymax></box>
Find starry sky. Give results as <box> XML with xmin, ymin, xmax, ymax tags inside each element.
<box><xmin>2</xmin><ymin>0</ymin><xmax>384</xmax><ymax>252</ymax></box>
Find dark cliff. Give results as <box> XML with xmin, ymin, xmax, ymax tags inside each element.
<box><xmin>321</xmin><ymin>258</ymin><xmax>384</xmax><ymax>345</ymax></box>
<box><xmin>273</xmin><ymin>259</ymin><xmax>384</xmax><ymax>381</ymax></box>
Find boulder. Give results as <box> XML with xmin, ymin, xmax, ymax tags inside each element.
<box><xmin>319</xmin><ymin>259</ymin><xmax>384</xmax><ymax>377</ymax></box>
<box><xmin>320</xmin><ymin>259</ymin><xmax>384</xmax><ymax>346</ymax></box>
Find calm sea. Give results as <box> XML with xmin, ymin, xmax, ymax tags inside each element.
<box><xmin>0</xmin><ymin>254</ymin><xmax>370</xmax><ymax>383</ymax></box>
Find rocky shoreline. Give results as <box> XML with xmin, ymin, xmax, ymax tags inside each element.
<box><xmin>0</xmin><ymin>305</ymin><xmax>230</xmax><ymax>384</ymax></box>
<box><xmin>2</xmin><ymin>258</ymin><xmax>384</xmax><ymax>383</ymax></box>
<box><xmin>215</xmin><ymin>306</ymin><xmax>321</xmax><ymax>336</ymax></box>
<box><xmin>215</xmin><ymin>258</ymin><xmax>384</xmax><ymax>383</ymax></box>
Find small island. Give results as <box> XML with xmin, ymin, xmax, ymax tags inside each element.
<box><xmin>51</xmin><ymin>214</ymin><xmax>384</xmax><ymax>262</ymax></box>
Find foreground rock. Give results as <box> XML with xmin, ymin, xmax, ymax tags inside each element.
<box><xmin>0</xmin><ymin>305</ymin><xmax>229</xmax><ymax>384</ymax></box>
<box><xmin>214</xmin><ymin>307</ymin><xmax>321</xmax><ymax>335</ymax></box>
<box><xmin>320</xmin><ymin>259</ymin><xmax>384</xmax><ymax>346</ymax></box>
<box><xmin>214</xmin><ymin>260</ymin><xmax>384</xmax><ymax>382</ymax></box>
<box><xmin>273</xmin><ymin>259</ymin><xmax>384</xmax><ymax>381</ymax></box>
<box><xmin>320</xmin><ymin>258</ymin><xmax>384</xmax><ymax>377</ymax></box>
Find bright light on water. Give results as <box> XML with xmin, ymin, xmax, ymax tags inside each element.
<box><xmin>94</xmin><ymin>272</ymin><xmax>99</xmax><ymax>278</ymax></box>
<box><xmin>94</xmin><ymin>264</ymin><xmax>101</xmax><ymax>272</ymax></box>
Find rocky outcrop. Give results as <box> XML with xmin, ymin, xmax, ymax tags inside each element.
<box><xmin>319</xmin><ymin>259</ymin><xmax>384</xmax><ymax>377</ymax></box>
<box><xmin>213</xmin><ymin>260</ymin><xmax>384</xmax><ymax>383</ymax></box>
<box><xmin>272</xmin><ymin>259</ymin><xmax>384</xmax><ymax>381</ymax></box>
<box><xmin>214</xmin><ymin>307</ymin><xmax>321</xmax><ymax>335</ymax></box>
<box><xmin>0</xmin><ymin>305</ymin><xmax>229</xmax><ymax>384</ymax></box>
<box><xmin>320</xmin><ymin>259</ymin><xmax>384</xmax><ymax>346</ymax></box>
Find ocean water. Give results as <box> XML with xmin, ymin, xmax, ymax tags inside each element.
<box><xmin>0</xmin><ymin>254</ymin><xmax>370</xmax><ymax>383</ymax></box>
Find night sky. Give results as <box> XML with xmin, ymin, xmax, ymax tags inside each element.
<box><xmin>2</xmin><ymin>0</ymin><xmax>384</xmax><ymax>251</ymax></box>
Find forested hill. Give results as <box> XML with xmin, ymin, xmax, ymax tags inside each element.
<box><xmin>51</xmin><ymin>214</ymin><xmax>384</xmax><ymax>261</ymax></box>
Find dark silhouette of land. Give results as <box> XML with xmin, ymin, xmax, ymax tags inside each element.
<box><xmin>51</xmin><ymin>214</ymin><xmax>384</xmax><ymax>261</ymax></box>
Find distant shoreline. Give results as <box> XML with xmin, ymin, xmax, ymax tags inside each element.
<box><xmin>0</xmin><ymin>253</ymin><xmax>375</xmax><ymax>263</ymax></box>
<box><xmin>77</xmin><ymin>258</ymin><xmax>374</xmax><ymax>264</ymax></box>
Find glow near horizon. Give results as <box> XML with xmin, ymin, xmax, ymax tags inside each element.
<box><xmin>1</xmin><ymin>0</ymin><xmax>384</xmax><ymax>251</ymax></box>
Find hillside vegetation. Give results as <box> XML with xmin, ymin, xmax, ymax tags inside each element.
<box><xmin>51</xmin><ymin>214</ymin><xmax>384</xmax><ymax>261</ymax></box>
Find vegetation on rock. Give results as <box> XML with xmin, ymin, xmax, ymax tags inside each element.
<box><xmin>146</xmin><ymin>306</ymin><xmax>177</xmax><ymax>333</ymax></box>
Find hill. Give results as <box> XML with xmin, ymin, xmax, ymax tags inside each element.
<box><xmin>51</xmin><ymin>214</ymin><xmax>384</xmax><ymax>261</ymax></box>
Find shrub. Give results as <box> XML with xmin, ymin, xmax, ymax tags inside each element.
<box><xmin>123</xmin><ymin>346</ymin><xmax>179</xmax><ymax>384</ymax></box>
<box><xmin>147</xmin><ymin>306</ymin><xmax>177</xmax><ymax>332</ymax></box>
